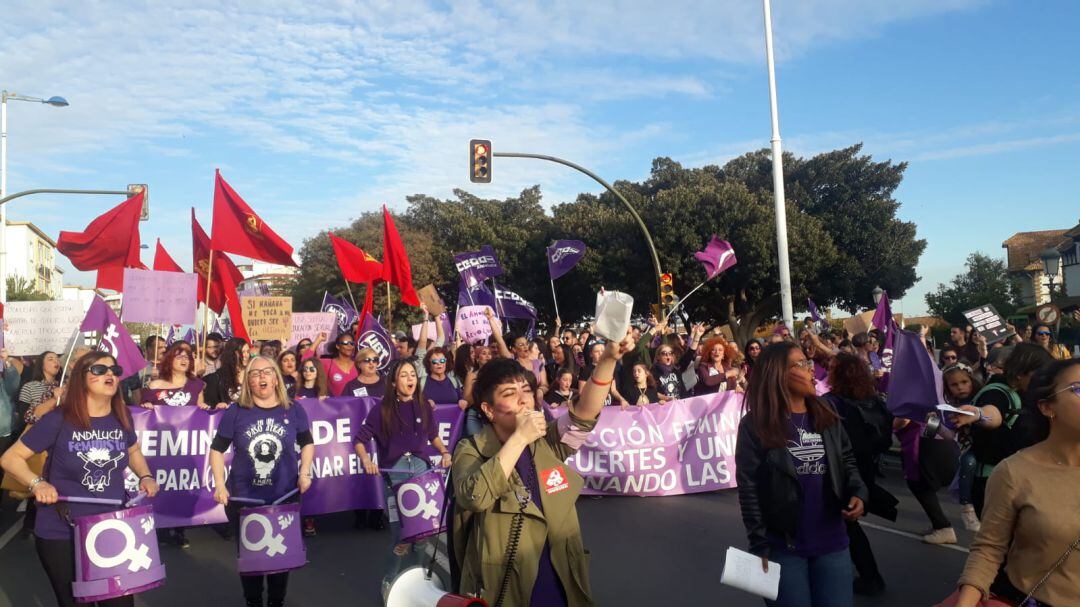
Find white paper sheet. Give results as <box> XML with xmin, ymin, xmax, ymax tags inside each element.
<box><xmin>936</xmin><ymin>404</ymin><xmax>977</xmax><ymax>416</ymax></box>
<box><xmin>720</xmin><ymin>546</ymin><xmax>781</xmax><ymax>600</ymax></box>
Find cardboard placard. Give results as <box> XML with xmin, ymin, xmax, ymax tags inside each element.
<box><xmin>963</xmin><ymin>304</ymin><xmax>1011</xmax><ymax>344</ymax></box>
<box><xmin>842</xmin><ymin>311</ymin><xmax>874</xmax><ymax>336</ymax></box>
<box><xmin>418</xmin><ymin>284</ymin><xmax>446</xmax><ymax>316</ymax></box>
<box><xmin>241</xmin><ymin>297</ymin><xmax>293</xmax><ymax>342</ymax></box>
<box><xmin>3</xmin><ymin>300</ymin><xmax>85</xmax><ymax>355</ymax></box>
<box><xmin>121</xmin><ymin>268</ymin><xmax>198</xmax><ymax>325</ymax></box>
<box><xmin>455</xmin><ymin>306</ymin><xmax>494</xmax><ymax>343</ymax></box>
<box><xmin>287</xmin><ymin>312</ymin><xmax>338</xmax><ymax>348</ymax></box>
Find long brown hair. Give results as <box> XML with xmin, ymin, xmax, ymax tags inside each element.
<box><xmin>743</xmin><ymin>342</ymin><xmax>838</xmax><ymax>449</ymax></box>
<box><xmin>298</xmin><ymin>357</ymin><xmax>329</xmax><ymax>398</ymax></box>
<box><xmin>379</xmin><ymin>359</ymin><xmax>432</xmax><ymax>443</ymax></box>
<box><xmin>158</xmin><ymin>342</ymin><xmax>195</xmax><ymax>383</ymax></box>
<box><xmin>62</xmin><ymin>352</ymin><xmax>131</xmax><ymax>431</ymax></box>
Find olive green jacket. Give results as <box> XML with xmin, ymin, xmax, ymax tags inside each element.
<box><xmin>451</xmin><ymin>411</ymin><xmax>598</xmax><ymax>607</ymax></box>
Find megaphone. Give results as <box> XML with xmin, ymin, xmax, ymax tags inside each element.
<box><xmin>385</xmin><ymin>566</ymin><xmax>488</xmax><ymax>607</ymax></box>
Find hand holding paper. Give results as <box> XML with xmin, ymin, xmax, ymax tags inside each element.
<box><xmin>720</xmin><ymin>546</ymin><xmax>780</xmax><ymax>600</ymax></box>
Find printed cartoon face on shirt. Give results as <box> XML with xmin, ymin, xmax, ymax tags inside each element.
<box><xmin>657</xmin><ymin>371</ymin><xmax>679</xmax><ymax>396</ymax></box>
<box><xmin>70</xmin><ymin>429</ymin><xmax>128</xmax><ymax>492</ymax></box>
<box><xmin>159</xmin><ymin>389</ymin><xmax>192</xmax><ymax>407</ymax></box>
<box><xmin>787</xmin><ymin>427</ymin><xmax>826</xmax><ymax>475</ymax></box>
<box><xmin>244</xmin><ymin>417</ymin><xmax>288</xmax><ymax>486</ymax></box>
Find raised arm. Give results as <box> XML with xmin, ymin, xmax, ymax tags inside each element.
<box><xmin>485</xmin><ymin>307</ymin><xmax>513</xmax><ymax>359</ymax></box>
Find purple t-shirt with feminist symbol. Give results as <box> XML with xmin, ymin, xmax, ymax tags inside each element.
<box><xmin>215</xmin><ymin>403</ymin><xmax>310</xmax><ymax>503</ymax></box>
<box><xmin>21</xmin><ymin>410</ymin><xmax>137</xmax><ymax>540</ymax></box>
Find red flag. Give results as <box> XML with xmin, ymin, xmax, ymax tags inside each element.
<box><xmin>153</xmin><ymin>238</ymin><xmax>184</xmax><ymax>272</ymax></box>
<box><xmin>380</xmin><ymin>205</ymin><xmax>420</xmax><ymax>306</ymax></box>
<box><xmin>359</xmin><ymin>281</ymin><xmax>376</xmax><ymax>325</ymax></box>
<box><xmin>192</xmin><ymin>209</ymin><xmax>244</xmax><ymax>314</ymax></box>
<box><xmin>329</xmin><ymin>233</ymin><xmax>383</xmax><ymax>284</ymax></box>
<box><xmin>210</xmin><ymin>170</ymin><xmax>296</xmax><ymax>267</ymax></box>
<box><xmin>216</xmin><ymin>253</ymin><xmax>250</xmax><ymax>343</ymax></box>
<box><xmin>57</xmin><ymin>192</ymin><xmax>144</xmax><ymax>291</ymax></box>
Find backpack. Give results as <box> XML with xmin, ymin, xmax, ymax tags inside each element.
<box><xmin>969</xmin><ymin>383</ymin><xmax>1022</xmax><ymax>470</ymax></box>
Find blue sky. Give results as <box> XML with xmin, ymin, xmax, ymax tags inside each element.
<box><xmin>3</xmin><ymin>0</ymin><xmax>1078</xmax><ymax>317</ymax></box>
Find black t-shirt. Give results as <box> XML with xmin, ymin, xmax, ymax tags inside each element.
<box><xmin>970</xmin><ymin>378</ymin><xmax>1021</xmax><ymax>468</ymax></box>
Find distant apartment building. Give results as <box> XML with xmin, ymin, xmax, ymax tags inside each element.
<box><xmin>237</xmin><ymin>260</ymin><xmax>299</xmax><ymax>296</ymax></box>
<box><xmin>4</xmin><ymin>220</ymin><xmax>63</xmax><ymax>298</ymax></box>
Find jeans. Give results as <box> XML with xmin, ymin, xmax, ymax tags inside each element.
<box><xmin>957</xmin><ymin>450</ymin><xmax>976</xmax><ymax>506</ymax></box>
<box><xmin>381</xmin><ymin>453</ymin><xmax>434</xmax><ymax>586</ymax></box>
<box><xmin>765</xmin><ymin>548</ymin><xmax>853</xmax><ymax>607</ymax></box>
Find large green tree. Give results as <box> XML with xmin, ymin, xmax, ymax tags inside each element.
<box><xmin>925</xmin><ymin>253</ymin><xmax>1021</xmax><ymax>326</ymax></box>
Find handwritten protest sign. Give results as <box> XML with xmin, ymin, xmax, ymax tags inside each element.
<box><xmin>241</xmin><ymin>297</ymin><xmax>293</xmax><ymax>341</ymax></box>
<box><xmin>3</xmin><ymin>300</ymin><xmax>85</xmax><ymax>355</ymax></box>
<box><xmin>963</xmin><ymin>304</ymin><xmax>1011</xmax><ymax>344</ymax></box>
<box><xmin>418</xmin><ymin>284</ymin><xmax>446</xmax><ymax>316</ymax></box>
<box><xmin>121</xmin><ymin>268</ymin><xmax>198</xmax><ymax>325</ymax></box>
<box><xmin>455</xmin><ymin>306</ymin><xmax>494</xmax><ymax>343</ymax></box>
<box><xmin>411</xmin><ymin>321</ymin><xmax>438</xmax><ymax>342</ymax></box>
<box><xmin>288</xmin><ymin>312</ymin><xmax>337</xmax><ymax>349</ymax></box>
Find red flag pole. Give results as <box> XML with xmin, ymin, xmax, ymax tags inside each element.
<box><xmin>201</xmin><ymin>250</ymin><xmax>215</xmax><ymax>362</ymax></box>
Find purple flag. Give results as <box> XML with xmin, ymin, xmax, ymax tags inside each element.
<box><xmin>458</xmin><ymin>278</ymin><xmax>497</xmax><ymax>308</ymax></box>
<box><xmin>181</xmin><ymin>328</ymin><xmax>196</xmax><ymax>345</ymax></box>
<box><xmin>493</xmin><ymin>283</ymin><xmax>538</xmax><ymax>320</ymax></box>
<box><xmin>547</xmin><ymin>240</ymin><xmax>587</xmax><ymax>280</ymax></box>
<box><xmin>453</xmin><ymin>245</ymin><xmax>502</xmax><ymax>288</ymax></box>
<box><xmin>807</xmin><ymin>298</ymin><xmax>830</xmax><ymax>333</ymax></box>
<box><xmin>321</xmin><ymin>291</ymin><xmax>358</xmax><ymax>334</ymax></box>
<box><xmin>357</xmin><ymin>312</ymin><xmax>397</xmax><ymax>372</ymax></box>
<box><xmin>885</xmin><ymin>328</ymin><xmax>941</xmax><ymax>418</ymax></box>
<box><xmin>870</xmin><ymin>291</ymin><xmax>895</xmax><ymax>374</ymax></box>
<box><xmin>80</xmin><ymin>297</ymin><xmax>146</xmax><ymax>380</ymax></box>
<box><xmin>165</xmin><ymin>326</ymin><xmax>178</xmax><ymax>346</ymax></box>
<box><xmin>693</xmin><ymin>235</ymin><xmax>737</xmax><ymax>280</ymax></box>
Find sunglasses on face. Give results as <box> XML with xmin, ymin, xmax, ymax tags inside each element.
<box><xmin>431</xmin><ymin>358</ymin><xmax>447</xmax><ymax>364</ymax></box>
<box><xmin>88</xmin><ymin>364</ymin><xmax>124</xmax><ymax>377</ymax></box>
<box><xmin>337</xmin><ymin>340</ymin><xmax>355</xmax><ymax>347</ymax></box>
<box><xmin>1036</xmin><ymin>331</ymin><xmax>1052</xmax><ymax>337</ymax></box>
<box><xmin>360</xmin><ymin>357</ymin><xmax>379</xmax><ymax>364</ymax></box>
<box><xmin>302</xmin><ymin>366</ymin><xmax>318</xmax><ymax>373</ymax></box>
<box><xmin>791</xmin><ymin>359</ymin><xmax>815</xmax><ymax>371</ymax></box>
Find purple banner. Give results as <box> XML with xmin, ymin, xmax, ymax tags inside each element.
<box><xmin>453</xmin><ymin>245</ymin><xmax>502</xmax><ymax>288</ymax></box>
<box><xmin>547</xmin><ymin>240</ymin><xmax>586</xmax><ymax>280</ymax></box>
<box><xmin>72</xmin><ymin>504</ymin><xmax>166</xmax><ymax>602</ymax></box>
<box><xmin>121</xmin><ymin>268</ymin><xmax>198</xmax><ymax>325</ymax></box>
<box><xmin>565</xmin><ymin>392</ymin><xmax>744</xmax><ymax>496</ymax></box>
<box><xmin>238</xmin><ymin>502</ymin><xmax>306</xmax><ymax>575</ymax></box>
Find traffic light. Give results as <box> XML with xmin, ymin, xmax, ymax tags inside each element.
<box><xmin>660</xmin><ymin>273</ymin><xmax>677</xmax><ymax>306</ymax></box>
<box><xmin>128</xmin><ymin>184</ymin><xmax>149</xmax><ymax>220</ymax></box>
<box><xmin>470</xmin><ymin>139</ymin><xmax>492</xmax><ymax>183</ymax></box>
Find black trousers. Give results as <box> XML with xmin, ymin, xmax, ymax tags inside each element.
<box><xmin>845</xmin><ymin>520</ymin><xmax>882</xmax><ymax>582</ymax></box>
<box><xmin>35</xmin><ymin>537</ymin><xmax>134</xmax><ymax>607</ymax></box>
<box><xmin>225</xmin><ymin>502</ymin><xmax>290</xmax><ymax>603</ymax></box>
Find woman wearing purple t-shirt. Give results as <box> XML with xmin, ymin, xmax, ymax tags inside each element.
<box><xmin>140</xmin><ymin>342</ymin><xmax>208</xmax><ymax>410</ymax></box>
<box><xmin>210</xmin><ymin>356</ymin><xmax>315</xmax><ymax>607</ymax></box>
<box><xmin>735</xmin><ymin>342</ymin><xmax>867</xmax><ymax>607</ymax></box>
<box><xmin>1</xmin><ymin>352</ymin><xmax>159</xmax><ymax>607</ymax></box>
<box><xmin>354</xmin><ymin>359</ymin><xmax>452</xmax><ymax>594</ymax></box>
<box><xmin>422</xmin><ymin>347</ymin><xmax>469</xmax><ymax>409</ymax></box>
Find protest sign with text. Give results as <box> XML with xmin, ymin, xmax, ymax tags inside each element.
<box><xmin>455</xmin><ymin>306</ymin><xmax>494</xmax><ymax>343</ymax></box>
<box><xmin>3</xmin><ymin>300</ymin><xmax>84</xmax><ymax>355</ymax></box>
<box><xmin>287</xmin><ymin>312</ymin><xmax>338</xmax><ymax>349</ymax></box>
<box><xmin>121</xmin><ymin>268</ymin><xmax>198</xmax><ymax>325</ymax></box>
<box><xmin>963</xmin><ymin>304</ymin><xmax>1012</xmax><ymax>344</ymax></box>
<box><xmin>241</xmin><ymin>296</ymin><xmax>293</xmax><ymax>341</ymax></box>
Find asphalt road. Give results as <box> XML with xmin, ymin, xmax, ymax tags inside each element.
<box><xmin>0</xmin><ymin>460</ymin><xmax>971</xmax><ymax>606</ymax></box>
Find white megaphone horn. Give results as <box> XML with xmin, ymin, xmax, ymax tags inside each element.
<box><xmin>385</xmin><ymin>566</ymin><xmax>488</xmax><ymax>607</ymax></box>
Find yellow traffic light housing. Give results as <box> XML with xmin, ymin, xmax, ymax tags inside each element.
<box><xmin>660</xmin><ymin>272</ymin><xmax>676</xmax><ymax>306</ymax></box>
<box><xmin>470</xmin><ymin>139</ymin><xmax>492</xmax><ymax>183</ymax></box>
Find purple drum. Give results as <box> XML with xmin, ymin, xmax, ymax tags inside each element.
<box><xmin>237</xmin><ymin>502</ymin><xmax>307</xmax><ymax>575</ymax></box>
<box><xmin>392</xmin><ymin>469</ymin><xmax>447</xmax><ymax>544</ymax></box>
<box><xmin>71</xmin><ymin>504</ymin><xmax>166</xmax><ymax>603</ymax></box>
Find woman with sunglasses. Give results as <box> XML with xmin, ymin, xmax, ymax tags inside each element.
<box><xmin>140</xmin><ymin>342</ymin><xmax>208</xmax><ymax>410</ymax></box>
<box><xmin>296</xmin><ymin>359</ymin><xmax>329</xmax><ymax>399</ymax></box>
<box><xmin>651</xmin><ymin>322</ymin><xmax>705</xmax><ymax>402</ymax></box>
<box><xmin>204</xmin><ymin>338</ymin><xmax>251</xmax><ymax>409</ymax></box>
<box><xmin>939</xmin><ymin>347</ymin><xmax>960</xmax><ymax>369</ymax></box>
<box><xmin>1</xmin><ymin>353</ymin><xmax>159</xmax><ymax>607</ymax></box>
<box><xmin>210</xmin><ymin>356</ymin><xmax>314</xmax><ymax>607</ymax></box>
<box><xmin>343</xmin><ymin>347</ymin><xmax>385</xmax><ymax>399</ymax></box>
<box><xmin>354</xmin><ymin>359</ymin><xmax>452</xmax><ymax>593</ymax></box>
<box><xmin>422</xmin><ymin>347</ymin><xmax>469</xmax><ymax>409</ymax></box>
<box><xmin>320</xmin><ymin>334</ymin><xmax>360</xmax><ymax>397</ymax></box>
<box><xmin>1031</xmin><ymin>323</ymin><xmax>1071</xmax><ymax>360</ymax></box>
<box><xmin>735</xmin><ymin>342</ymin><xmax>866</xmax><ymax>607</ymax></box>
<box><xmin>951</xmin><ymin>359</ymin><xmax>1080</xmax><ymax>607</ymax></box>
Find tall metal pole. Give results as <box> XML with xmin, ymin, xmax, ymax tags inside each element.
<box><xmin>762</xmin><ymin>0</ymin><xmax>794</xmax><ymax>330</ymax></box>
<box><xmin>1</xmin><ymin>94</ymin><xmax>9</xmax><ymax>302</ymax></box>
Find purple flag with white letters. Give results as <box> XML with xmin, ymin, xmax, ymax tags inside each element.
<box><xmin>80</xmin><ymin>297</ymin><xmax>146</xmax><ymax>380</ymax></box>
<box><xmin>693</xmin><ymin>235</ymin><xmax>737</xmax><ymax>280</ymax></box>
<box><xmin>165</xmin><ymin>326</ymin><xmax>178</xmax><ymax>346</ymax></box>
<box><xmin>453</xmin><ymin>245</ymin><xmax>502</xmax><ymax>289</ymax></box>
<box><xmin>458</xmin><ymin>278</ymin><xmax>497</xmax><ymax>308</ymax></box>
<box><xmin>493</xmin><ymin>283</ymin><xmax>538</xmax><ymax>320</ymax></box>
<box><xmin>547</xmin><ymin>240</ymin><xmax>587</xmax><ymax>280</ymax></box>
<box><xmin>356</xmin><ymin>312</ymin><xmax>397</xmax><ymax>372</ymax></box>
<box><xmin>321</xmin><ymin>291</ymin><xmax>358</xmax><ymax>334</ymax></box>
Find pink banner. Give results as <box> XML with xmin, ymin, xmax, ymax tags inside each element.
<box><xmin>565</xmin><ymin>392</ymin><xmax>745</xmax><ymax>496</ymax></box>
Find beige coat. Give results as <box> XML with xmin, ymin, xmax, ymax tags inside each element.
<box><xmin>451</xmin><ymin>411</ymin><xmax>597</xmax><ymax>607</ymax></box>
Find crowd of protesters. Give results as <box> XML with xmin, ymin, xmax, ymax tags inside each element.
<box><xmin>1</xmin><ymin>300</ymin><xmax>1079</xmax><ymax>606</ymax></box>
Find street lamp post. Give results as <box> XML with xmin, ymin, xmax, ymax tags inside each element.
<box><xmin>1040</xmin><ymin>247</ymin><xmax>1062</xmax><ymax>302</ymax></box>
<box><xmin>1</xmin><ymin>90</ymin><xmax>69</xmax><ymax>302</ymax></box>
<box><xmin>762</xmin><ymin>0</ymin><xmax>794</xmax><ymax>331</ymax></box>
<box><xmin>872</xmin><ymin>285</ymin><xmax>884</xmax><ymax>306</ymax></box>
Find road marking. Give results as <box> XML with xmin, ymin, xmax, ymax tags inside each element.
<box><xmin>0</xmin><ymin>516</ymin><xmax>25</xmax><ymax>552</ymax></box>
<box><xmin>861</xmin><ymin>521</ymin><xmax>970</xmax><ymax>553</ymax></box>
